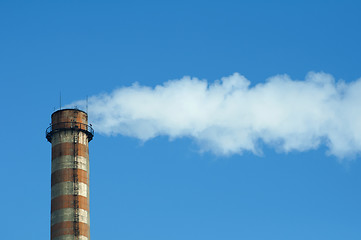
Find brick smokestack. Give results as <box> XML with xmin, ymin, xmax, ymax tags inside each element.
<box><xmin>46</xmin><ymin>109</ymin><xmax>94</xmax><ymax>240</ymax></box>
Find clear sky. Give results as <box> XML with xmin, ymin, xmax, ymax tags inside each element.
<box><xmin>1</xmin><ymin>1</ymin><xmax>361</xmax><ymax>239</ymax></box>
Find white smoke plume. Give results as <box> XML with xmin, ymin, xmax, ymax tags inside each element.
<box><xmin>70</xmin><ymin>72</ymin><xmax>361</xmax><ymax>158</ymax></box>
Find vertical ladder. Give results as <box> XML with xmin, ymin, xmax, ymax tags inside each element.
<box><xmin>73</xmin><ymin>131</ymin><xmax>80</xmax><ymax>239</ymax></box>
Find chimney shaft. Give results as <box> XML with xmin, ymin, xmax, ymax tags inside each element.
<box><xmin>46</xmin><ymin>109</ymin><xmax>94</xmax><ymax>240</ymax></box>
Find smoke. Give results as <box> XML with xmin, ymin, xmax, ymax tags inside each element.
<box><xmin>69</xmin><ymin>72</ymin><xmax>361</xmax><ymax>158</ymax></box>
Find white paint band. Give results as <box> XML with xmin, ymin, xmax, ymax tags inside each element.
<box><xmin>52</xmin><ymin>182</ymin><xmax>88</xmax><ymax>199</ymax></box>
<box><xmin>51</xmin><ymin>208</ymin><xmax>89</xmax><ymax>226</ymax></box>
<box><xmin>53</xmin><ymin>236</ymin><xmax>88</xmax><ymax>240</ymax></box>
<box><xmin>51</xmin><ymin>131</ymin><xmax>89</xmax><ymax>146</ymax></box>
<box><xmin>52</xmin><ymin>156</ymin><xmax>89</xmax><ymax>173</ymax></box>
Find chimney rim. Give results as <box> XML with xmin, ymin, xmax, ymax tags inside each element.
<box><xmin>51</xmin><ymin>108</ymin><xmax>88</xmax><ymax>117</ymax></box>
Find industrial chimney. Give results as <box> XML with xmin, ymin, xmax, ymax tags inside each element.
<box><xmin>46</xmin><ymin>109</ymin><xmax>94</xmax><ymax>240</ymax></box>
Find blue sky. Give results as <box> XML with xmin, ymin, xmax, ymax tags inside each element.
<box><xmin>1</xmin><ymin>1</ymin><xmax>361</xmax><ymax>239</ymax></box>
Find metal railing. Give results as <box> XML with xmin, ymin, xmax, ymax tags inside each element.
<box><xmin>46</xmin><ymin>122</ymin><xmax>94</xmax><ymax>142</ymax></box>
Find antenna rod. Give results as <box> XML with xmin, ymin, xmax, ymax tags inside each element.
<box><xmin>60</xmin><ymin>91</ymin><xmax>62</xmax><ymax>110</ymax></box>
